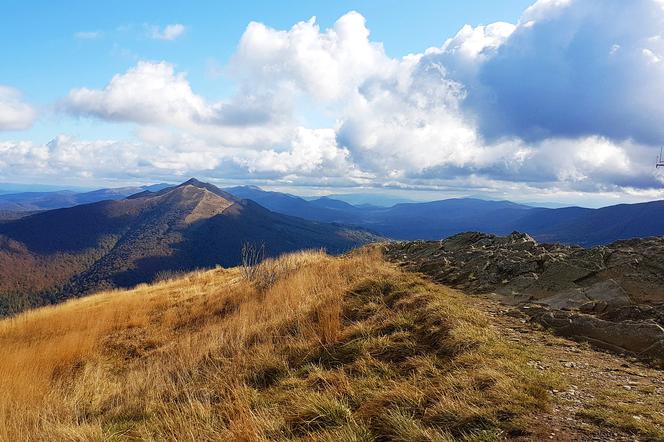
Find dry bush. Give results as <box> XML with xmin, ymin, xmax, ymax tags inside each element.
<box><xmin>240</xmin><ymin>241</ymin><xmax>265</xmax><ymax>281</ymax></box>
<box><xmin>0</xmin><ymin>245</ymin><xmax>571</xmax><ymax>441</ymax></box>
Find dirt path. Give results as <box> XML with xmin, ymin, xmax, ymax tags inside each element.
<box><xmin>467</xmin><ymin>295</ymin><xmax>664</xmax><ymax>441</ymax></box>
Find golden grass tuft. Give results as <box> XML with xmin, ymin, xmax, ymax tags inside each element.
<box><xmin>0</xmin><ymin>246</ymin><xmax>563</xmax><ymax>441</ymax></box>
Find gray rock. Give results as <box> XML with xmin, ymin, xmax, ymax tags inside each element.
<box><xmin>384</xmin><ymin>232</ymin><xmax>664</xmax><ymax>363</ymax></box>
<box><xmin>530</xmin><ymin>307</ymin><xmax>664</xmax><ymax>360</ymax></box>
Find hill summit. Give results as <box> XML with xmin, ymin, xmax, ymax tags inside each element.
<box><xmin>1</xmin><ymin>247</ymin><xmax>662</xmax><ymax>440</ymax></box>
<box><xmin>0</xmin><ymin>179</ymin><xmax>379</xmax><ymax>315</ymax></box>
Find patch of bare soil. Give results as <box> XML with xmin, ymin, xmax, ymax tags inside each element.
<box><xmin>470</xmin><ymin>296</ymin><xmax>664</xmax><ymax>441</ymax></box>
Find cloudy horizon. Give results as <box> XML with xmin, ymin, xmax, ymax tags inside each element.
<box><xmin>2</xmin><ymin>0</ymin><xmax>664</xmax><ymax>207</ymax></box>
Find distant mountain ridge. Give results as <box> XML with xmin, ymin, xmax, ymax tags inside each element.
<box><xmin>1</xmin><ymin>181</ymin><xmax>663</xmax><ymax>248</ymax></box>
<box><xmin>308</xmin><ymin>192</ymin><xmax>415</xmax><ymax>207</ymax></box>
<box><xmin>0</xmin><ymin>179</ymin><xmax>379</xmax><ymax>315</ymax></box>
<box><xmin>223</xmin><ymin>186</ymin><xmax>664</xmax><ymax>246</ymax></box>
<box><xmin>0</xmin><ymin>183</ymin><xmax>170</xmax><ymax>212</ymax></box>
<box><xmin>513</xmin><ymin>201</ymin><xmax>664</xmax><ymax>246</ymax></box>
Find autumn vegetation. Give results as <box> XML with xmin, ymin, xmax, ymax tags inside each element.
<box><xmin>1</xmin><ymin>246</ymin><xmax>566</xmax><ymax>440</ymax></box>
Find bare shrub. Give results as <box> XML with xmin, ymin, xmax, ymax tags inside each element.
<box><xmin>240</xmin><ymin>242</ymin><xmax>265</xmax><ymax>281</ymax></box>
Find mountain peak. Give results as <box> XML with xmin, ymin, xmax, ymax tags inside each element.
<box><xmin>180</xmin><ymin>178</ymin><xmax>206</xmax><ymax>187</ymax></box>
<box><xmin>0</xmin><ymin>180</ymin><xmax>378</xmax><ymax>312</ymax></box>
<box><xmin>166</xmin><ymin>178</ymin><xmax>240</xmax><ymax>203</ymax></box>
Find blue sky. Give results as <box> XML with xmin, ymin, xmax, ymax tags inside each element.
<box><xmin>1</xmin><ymin>0</ymin><xmax>532</xmax><ymax>141</ymax></box>
<box><xmin>1</xmin><ymin>0</ymin><xmax>664</xmax><ymax>206</ymax></box>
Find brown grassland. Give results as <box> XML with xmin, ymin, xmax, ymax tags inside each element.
<box><xmin>0</xmin><ymin>246</ymin><xmax>620</xmax><ymax>440</ymax></box>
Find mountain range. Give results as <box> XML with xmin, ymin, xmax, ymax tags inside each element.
<box><xmin>0</xmin><ymin>179</ymin><xmax>378</xmax><ymax>315</ymax></box>
<box><xmin>224</xmin><ymin>185</ymin><xmax>664</xmax><ymax>246</ymax></box>
<box><xmin>3</xmin><ymin>178</ymin><xmax>664</xmax><ymax>315</ymax></box>
<box><xmin>0</xmin><ymin>183</ymin><xmax>169</xmax><ymax>212</ymax></box>
<box><xmin>3</xmin><ymin>182</ymin><xmax>664</xmax><ymax>247</ymax></box>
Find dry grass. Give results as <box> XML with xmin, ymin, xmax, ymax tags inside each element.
<box><xmin>0</xmin><ymin>246</ymin><xmax>563</xmax><ymax>441</ymax></box>
<box><xmin>579</xmin><ymin>389</ymin><xmax>664</xmax><ymax>440</ymax></box>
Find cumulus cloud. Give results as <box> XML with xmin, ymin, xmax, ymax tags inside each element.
<box><xmin>148</xmin><ymin>24</ymin><xmax>186</xmax><ymax>41</ymax></box>
<box><xmin>62</xmin><ymin>61</ymin><xmax>293</xmax><ymax>148</ymax></box>
<box><xmin>0</xmin><ymin>136</ymin><xmax>213</xmax><ymax>182</ymax></box>
<box><xmin>337</xmin><ymin>61</ymin><xmax>478</xmax><ymax>175</ymax></box>
<box><xmin>0</xmin><ymin>86</ymin><xmax>36</xmax><ymax>131</ymax></box>
<box><xmin>226</xmin><ymin>4</ymin><xmax>664</xmax><ymax>191</ymax></box>
<box><xmin>434</xmin><ymin>0</ymin><xmax>664</xmax><ymax>144</ymax></box>
<box><xmin>0</xmin><ymin>129</ymin><xmax>366</xmax><ymax>188</ymax></box>
<box><xmin>44</xmin><ymin>2</ymin><xmax>664</xmax><ymax>200</ymax></box>
<box><xmin>0</xmin><ymin>140</ymin><xmax>48</xmax><ymax>171</ymax></box>
<box><xmin>476</xmin><ymin>136</ymin><xmax>660</xmax><ymax>191</ymax></box>
<box><xmin>64</xmin><ymin>62</ymin><xmax>211</xmax><ymax>126</ymax></box>
<box><xmin>234</xmin><ymin>128</ymin><xmax>363</xmax><ymax>179</ymax></box>
<box><xmin>233</xmin><ymin>12</ymin><xmax>395</xmax><ymax>102</ymax></box>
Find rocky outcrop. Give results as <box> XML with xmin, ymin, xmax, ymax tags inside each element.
<box><xmin>384</xmin><ymin>232</ymin><xmax>664</xmax><ymax>363</ymax></box>
<box><xmin>526</xmin><ymin>305</ymin><xmax>664</xmax><ymax>360</ymax></box>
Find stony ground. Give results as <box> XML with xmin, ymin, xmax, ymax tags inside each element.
<box><xmin>467</xmin><ymin>295</ymin><xmax>664</xmax><ymax>441</ymax></box>
<box><xmin>384</xmin><ymin>234</ymin><xmax>664</xmax><ymax>365</ymax></box>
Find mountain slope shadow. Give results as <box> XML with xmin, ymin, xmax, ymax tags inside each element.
<box><xmin>0</xmin><ymin>179</ymin><xmax>380</xmax><ymax>314</ymax></box>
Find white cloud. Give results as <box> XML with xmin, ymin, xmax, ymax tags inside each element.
<box><xmin>148</xmin><ymin>24</ymin><xmax>186</xmax><ymax>41</ymax></box>
<box><xmin>484</xmin><ymin>136</ymin><xmax>645</xmax><ymax>190</ymax></box>
<box><xmin>0</xmin><ymin>140</ymin><xmax>48</xmax><ymax>170</ymax></box>
<box><xmin>0</xmin><ymin>86</ymin><xmax>36</xmax><ymax>131</ymax></box>
<box><xmin>45</xmin><ymin>3</ymin><xmax>664</xmax><ymax>200</ymax></box>
<box><xmin>521</xmin><ymin>0</ymin><xmax>573</xmax><ymax>23</ymax></box>
<box><xmin>439</xmin><ymin>0</ymin><xmax>664</xmax><ymax>144</ymax></box>
<box><xmin>64</xmin><ymin>62</ymin><xmax>210</xmax><ymax>126</ymax></box>
<box><xmin>337</xmin><ymin>61</ymin><xmax>478</xmax><ymax>175</ymax></box>
<box><xmin>0</xmin><ymin>135</ymin><xmax>211</xmax><ymax>181</ymax></box>
<box><xmin>233</xmin><ymin>12</ymin><xmax>396</xmax><ymax>102</ymax></box>
<box><xmin>62</xmin><ymin>61</ymin><xmax>293</xmax><ymax>147</ymax></box>
<box><xmin>437</xmin><ymin>22</ymin><xmax>515</xmax><ymax>60</ymax></box>
<box><xmin>0</xmin><ymin>129</ymin><xmax>363</xmax><ymax>187</ymax></box>
<box><xmin>234</xmin><ymin>128</ymin><xmax>361</xmax><ymax>179</ymax></box>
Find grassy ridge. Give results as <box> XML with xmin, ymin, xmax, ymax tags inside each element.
<box><xmin>0</xmin><ymin>247</ymin><xmax>560</xmax><ymax>441</ymax></box>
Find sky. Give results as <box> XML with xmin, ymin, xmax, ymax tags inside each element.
<box><xmin>1</xmin><ymin>0</ymin><xmax>664</xmax><ymax>207</ymax></box>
